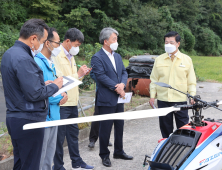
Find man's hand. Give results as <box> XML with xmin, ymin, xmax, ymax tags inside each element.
<box><xmin>149</xmin><ymin>98</ymin><xmax>155</xmax><ymax>109</ymax></box>
<box><xmin>45</xmin><ymin>80</ymin><xmax>53</xmax><ymax>85</ymax></box>
<box><xmin>115</xmin><ymin>83</ymin><xmax>125</xmax><ymax>92</ymax></box>
<box><xmin>115</xmin><ymin>83</ymin><xmax>125</xmax><ymax>94</ymax></box>
<box><xmin>115</xmin><ymin>88</ymin><xmax>123</xmax><ymax>95</ymax></box>
<box><xmin>119</xmin><ymin>90</ymin><xmax>125</xmax><ymax>98</ymax></box>
<box><xmin>78</xmin><ymin>65</ymin><xmax>91</xmax><ymax>78</ymax></box>
<box><xmin>85</xmin><ymin>67</ymin><xmax>92</xmax><ymax>76</ymax></box>
<box><xmin>114</xmin><ymin>83</ymin><xmax>125</xmax><ymax>97</ymax></box>
<box><xmin>53</xmin><ymin>77</ymin><xmax>63</xmax><ymax>89</ymax></box>
<box><xmin>59</xmin><ymin>92</ymin><xmax>68</xmax><ymax>105</ymax></box>
<box><xmin>190</xmin><ymin>99</ymin><xmax>195</xmax><ymax>105</ymax></box>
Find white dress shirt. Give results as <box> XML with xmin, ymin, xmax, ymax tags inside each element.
<box><xmin>31</xmin><ymin>50</ymin><xmax>35</xmax><ymax>57</ymax></box>
<box><xmin>45</xmin><ymin>56</ymin><xmax>53</xmax><ymax>69</ymax></box>
<box><xmin>62</xmin><ymin>45</ymin><xmax>73</xmax><ymax>67</ymax></box>
<box><xmin>102</xmin><ymin>47</ymin><xmax>116</xmax><ymax>71</ymax></box>
<box><xmin>31</xmin><ymin>51</ymin><xmax>53</xmax><ymax>68</ymax></box>
<box><xmin>39</xmin><ymin>52</ymin><xmax>53</xmax><ymax>69</ymax></box>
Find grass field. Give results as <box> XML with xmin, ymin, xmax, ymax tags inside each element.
<box><xmin>77</xmin><ymin>58</ymin><xmax>129</xmax><ymax>68</ymax></box>
<box><xmin>123</xmin><ymin>59</ymin><xmax>129</xmax><ymax>67</ymax></box>
<box><xmin>191</xmin><ymin>56</ymin><xmax>222</xmax><ymax>82</ymax></box>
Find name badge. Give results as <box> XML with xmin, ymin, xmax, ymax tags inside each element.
<box><xmin>179</xmin><ymin>65</ymin><xmax>185</xmax><ymax>67</ymax></box>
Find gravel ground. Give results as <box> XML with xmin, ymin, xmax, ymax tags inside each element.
<box><xmin>62</xmin><ymin>82</ymin><xmax>222</xmax><ymax>170</ymax></box>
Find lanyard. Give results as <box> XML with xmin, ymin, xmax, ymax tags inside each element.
<box><xmin>50</xmin><ymin>66</ymin><xmax>58</xmax><ymax>78</ymax></box>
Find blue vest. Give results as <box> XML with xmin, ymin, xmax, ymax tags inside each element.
<box><xmin>35</xmin><ymin>53</ymin><xmax>63</xmax><ymax>121</ymax></box>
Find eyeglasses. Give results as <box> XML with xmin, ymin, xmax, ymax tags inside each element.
<box><xmin>48</xmin><ymin>40</ymin><xmax>61</xmax><ymax>45</ymax></box>
<box><xmin>165</xmin><ymin>41</ymin><xmax>176</xmax><ymax>45</ymax></box>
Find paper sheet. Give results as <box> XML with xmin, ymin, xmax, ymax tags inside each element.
<box><xmin>151</xmin><ymin>103</ymin><xmax>157</xmax><ymax>109</ymax></box>
<box><xmin>118</xmin><ymin>92</ymin><xmax>133</xmax><ymax>103</ymax></box>
<box><xmin>52</xmin><ymin>76</ymin><xmax>82</xmax><ymax>97</ymax></box>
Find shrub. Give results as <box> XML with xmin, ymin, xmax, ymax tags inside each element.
<box><xmin>0</xmin><ymin>25</ymin><xmax>19</xmax><ymax>48</ymax></box>
<box><xmin>77</xmin><ymin>43</ymin><xmax>102</xmax><ymax>90</ymax></box>
<box><xmin>171</xmin><ymin>22</ymin><xmax>195</xmax><ymax>52</ymax></box>
<box><xmin>0</xmin><ymin>44</ymin><xmax>7</xmax><ymax>64</ymax></box>
<box><xmin>47</xmin><ymin>21</ymin><xmax>69</xmax><ymax>41</ymax></box>
<box><xmin>183</xmin><ymin>29</ymin><xmax>195</xmax><ymax>52</ymax></box>
<box><xmin>0</xmin><ymin>0</ymin><xmax>27</xmax><ymax>26</ymax></box>
<box><xmin>117</xmin><ymin>47</ymin><xmax>147</xmax><ymax>59</ymax></box>
<box><xmin>194</xmin><ymin>27</ymin><xmax>221</xmax><ymax>56</ymax></box>
<box><xmin>0</xmin><ymin>25</ymin><xmax>19</xmax><ymax>62</ymax></box>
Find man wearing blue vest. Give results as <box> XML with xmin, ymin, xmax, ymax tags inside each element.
<box><xmin>34</xmin><ymin>28</ymin><xmax>68</xmax><ymax>170</ymax></box>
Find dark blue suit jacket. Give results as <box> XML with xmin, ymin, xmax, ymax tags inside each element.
<box><xmin>91</xmin><ymin>48</ymin><xmax>128</xmax><ymax>106</ymax></box>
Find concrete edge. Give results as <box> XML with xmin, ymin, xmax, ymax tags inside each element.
<box><xmin>0</xmin><ymin>155</ymin><xmax>14</xmax><ymax>170</ymax></box>
<box><xmin>0</xmin><ymin>102</ymin><xmax>151</xmax><ymax>170</ymax></box>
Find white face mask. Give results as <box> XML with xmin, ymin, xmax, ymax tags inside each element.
<box><xmin>33</xmin><ymin>38</ymin><xmax>43</xmax><ymax>55</ymax></box>
<box><xmin>52</xmin><ymin>46</ymin><xmax>61</xmax><ymax>57</ymax></box>
<box><xmin>69</xmin><ymin>42</ymin><xmax>79</xmax><ymax>56</ymax></box>
<box><xmin>165</xmin><ymin>43</ymin><xmax>177</xmax><ymax>54</ymax></box>
<box><xmin>49</xmin><ymin>43</ymin><xmax>61</xmax><ymax>57</ymax></box>
<box><xmin>110</xmin><ymin>42</ymin><xmax>118</xmax><ymax>51</ymax></box>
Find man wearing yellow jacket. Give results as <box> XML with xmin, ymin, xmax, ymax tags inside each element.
<box><xmin>52</xmin><ymin>28</ymin><xmax>94</xmax><ymax>170</ymax></box>
<box><xmin>149</xmin><ymin>31</ymin><xmax>196</xmax><ymax>138</ymax></box>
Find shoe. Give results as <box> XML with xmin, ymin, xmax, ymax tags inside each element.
<box><xmin>52</xmin><ymin>165</ymin><xmax>66</xmax><ymax>170</ymax></box>
<box><xmin>108</xmin><ymin>141</ymin><xmax>112</xmax><ymax>147</ymax></box>
<box><xmin>88</xmin><ymin>141</ymin><xmax>95</xmax><ymax>148</ymax></box>
<box><xmin>72</xmin><ymin>162</ymin><xmax>94</xmax><ymax>170</ymax></box>
<box><xmin>102</xmin><ymin>157</ymin><xmax>111</xmax><ymax>167</ymax></box>
<box><xmin>113</xmin><ymin>153</ymin><xmax>133</xmax><ymax>160</ymax></box>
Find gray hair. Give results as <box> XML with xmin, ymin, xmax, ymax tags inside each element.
<box><xmin>99</xmin><ymin>27</ymin><xmax>119</xmax><ymax>44</ymax></box>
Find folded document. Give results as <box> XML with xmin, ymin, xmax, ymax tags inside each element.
<box><xmin>118</xmin><ymin>92</ymin><xmax>133</xmax><ymax>103</ymax></box>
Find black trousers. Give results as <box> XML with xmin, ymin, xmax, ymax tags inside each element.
<box><xmin>6</xmin><ymin>117</ymin><xmax>44</xmax><ymax>170</ymax></box>
<box><xmin>53</xmin><ymin>106</ymin><xmax>83</xmax><ymax>170</ymax></box>
<box><xmin>98</xmin><ymin>104</ymin><xmax>124</xmax><ymax>159</ymax></box>
<box><xmin>89</xmin><ymin>106</ymin><xmax>99</xmax><ymax>142</ymax></box>
<box><xmin>158</xmin><ymin>100</ymin><xmax>189</xmax><ymax>138</ymax></box>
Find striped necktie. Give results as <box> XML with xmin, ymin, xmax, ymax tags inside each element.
<box><xmin>171</xmin><ymin>55</ymin><xmax>175</xmax><ymax>61</ymax></box>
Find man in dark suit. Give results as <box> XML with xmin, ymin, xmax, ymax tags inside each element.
<box><xmin>91</xmin><ymin>27</ymin><xmax>133</xmax><ymax>167</ymax></box>
<box><xmin>88</xmin><ymin>71</ymin><xmax>112</xmax><ymax>148</ymax></box>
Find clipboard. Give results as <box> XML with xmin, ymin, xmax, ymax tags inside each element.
<box><xmin>52</xmin><ymin>76</ymin><xmax>82</xmax><ymax>97</ymax></box>
<box><xmin>62</xmin><ymin>76</ymin><xmax>74</xmax><ymax>87</ymax></box>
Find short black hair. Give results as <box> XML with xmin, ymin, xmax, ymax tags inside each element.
<box><xmin>64</xmin><ymin>28</ymin><xmax>84</xmax><ymax>43</ymax></box>
<box><xmin>164</xmin><ymin>31</ymin><xmax>181</xmax><ymax>43</ymax></box>
<box><xmin>47</xmin><ymin>27</ymin><xmax>58</xmax><ymax>41</ymax></box>
<box><xmin>19</xmin><ymin>19</ymin><xmax>49</xmax><ymax>40</ymax></box>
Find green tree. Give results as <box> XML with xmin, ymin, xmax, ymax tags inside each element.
<box><xmin>194</xmin><ymin>27</ymin><xmax>221</xmax><ymax>55</ymax></box>
<box><xmin>0</xmin><ymin>0</ymin><xmax>27</xmax><ymax>26</ymax></box>
<box><xmin>65</xmin><ymin>7</ymin><xmax>96</xmax><ymax>43</ymax></box>
<box><xmin>199</xmin><ymin>0</ymin><xmax>222</xmax><ymax>40</ymax></box>
<box><xmin>171</xmin><ymin>22</ymin><xmax>195</xmax><ymax>52</ymax></box>
<box><xmin>30</xmin><ymin>0</ymin><xmax>61</xmax><ymax>21</ymax></box>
